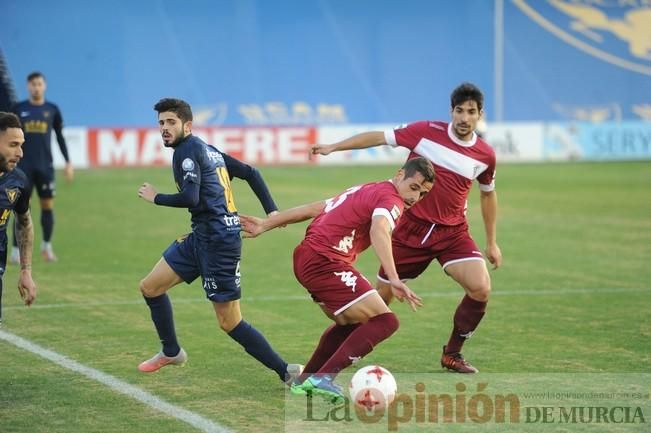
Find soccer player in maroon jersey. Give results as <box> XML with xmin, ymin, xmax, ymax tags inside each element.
<box><xmin>311</xmin><ymin>82</ymin><xmax>502</xmax><ymax>373</ymax></box>
<box><xmin>240</xmin><ymin>157</ymin><xmax>434</xmax><ymax>403</ymax></box>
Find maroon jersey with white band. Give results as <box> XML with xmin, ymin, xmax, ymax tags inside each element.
<box><xmin>384</xmin><ymin>121</ymin><xmax>496</xmax><ymax>226</ymax></box>
<box><xmin>303</xmin><ymin>181</ymin><xmax>404</xmax><ymax>265</ymax></box>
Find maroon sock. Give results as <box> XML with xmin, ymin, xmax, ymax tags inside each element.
<box><xmin>445</xmin><ymin>295</ymin><xmax>487</xmax><ymax>354</ymax></box>
<box><xmin>316</xmin><ymin>312</ymin><xmax>399</xmax><ymax>377</ymax></box>
<box><xmin>299</xmin><ymin>323</ymin><xmax>359</xmax><ymax>382</ymax></box>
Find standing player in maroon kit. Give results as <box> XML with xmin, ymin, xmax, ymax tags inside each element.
<box><xmin>240</xmin><ymin>157</ymin><xmax>434</xmax><ymax>402</ymax></box>
<box><xmin>312</xmin><ymin>83</ymin><xmax>502</xmax><ymax>373</ymax></box>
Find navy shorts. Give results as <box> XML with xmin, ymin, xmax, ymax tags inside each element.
<box><xmin>20</xmin><ymin>164</ymin><xmax>56</xmax><ymax>199</ymax></box>
<box><xmin>163</xmin><ymin>232</ymin><xmax>242</xmax><ymax>303</ymax></box>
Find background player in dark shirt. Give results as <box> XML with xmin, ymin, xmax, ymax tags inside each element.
<box><xmin>0</xmin><ymin>112</ymin><xmax>37</xmax><ymax>324</ymax></box>
<box><xmin>136</xmin><ymin>98</ymin><xmax>300</xmax><ymax>385</ymax></box>
<box><xmin>10</xmin><ymin>71</ymin><xmax>73</xmax><ymax>263</ymax></box>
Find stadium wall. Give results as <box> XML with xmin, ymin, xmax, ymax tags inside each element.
<box><xmin>52</xmin><ymin>122</ymin><xmax>651</xmax><ymax>169</ymax></box>
<box><xmin>2</xmin><ymin>1</ymin><xmax>650</xmax><ymax>126</ymax></box>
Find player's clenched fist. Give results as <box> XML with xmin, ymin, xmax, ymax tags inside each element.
<box><xmin>138</xmin><ymin>182</ymin><xmax>158</xmax><ymax>203</ymax></box>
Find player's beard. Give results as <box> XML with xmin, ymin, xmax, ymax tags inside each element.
<box><xmin>0</xmin><ymin>153</ymin><xmax>12</xmax><ymax>173</ymax></box>
<box><xmin>163</xmin><ymin>132</ymin><xmax>184</xmax><ymax>148</ymax></box>
<box><xmin>453</xmin><ymin>123</ymin><xmax>473</xmax><ymax>141</ymax></box>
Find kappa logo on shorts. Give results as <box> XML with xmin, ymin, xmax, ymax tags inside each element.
<box><xmin>5</xmin><ymin>188</ymin><xmax>19</xmax><ymax>204</ymax></box>
<box><xmin>334</xmin><ymin>271</ymin><xmax>358</xmax><ymax>292</ymax></box>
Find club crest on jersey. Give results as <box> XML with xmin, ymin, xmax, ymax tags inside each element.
<box><xmin>181</xmin><ymin>158</ymin><xmax>195</xmax><ymax>171</ymax></box>
<box><xmin>5</xmin><ymin>188</ymin><xmax>19</xmax><ymax>204</ymax></box>
<box><xmin>390</xmin><ymin>205</ymin><xmax>401</xmax><ymax>220</ymax></box>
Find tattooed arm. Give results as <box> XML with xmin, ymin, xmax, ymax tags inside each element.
<box><xmin>15</xmin><ymin>209</ymin><xmax>36</xmax><ymax>306</ymax></box>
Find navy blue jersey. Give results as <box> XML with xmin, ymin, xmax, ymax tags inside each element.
<box><xmin>172</xmin><ymin>135</ymin><xmax>240</xmax><ymax>244</ymax></box>
<box><xmin>0</xmin><ymin>168</ymin><xmax>30</xmax><ymax>249</ymax></box>
<box><xmin>12</xmin><ymin>100</ymin><xmax>69</xmax><ymax>168</ymax></box>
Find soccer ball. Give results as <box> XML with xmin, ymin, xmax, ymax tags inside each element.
<box><xmin>348</xmin><ymin>365</ymin><xmax>397</xmax><ymax>411</ymax></box>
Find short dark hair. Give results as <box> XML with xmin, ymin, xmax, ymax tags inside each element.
<box><xmin>154</xmin><ymin>98</ymin><xmax>193</xmax><ymax>123</ymax></box>
<box><xmin>27</xmin><ymin>71</ymin><xmax>45</xmax><ymax>82</ymax></box>
<box><xmin>0</xmin><ymin>112</ymin><xmax>22</xmax><ymax>131</ymax></box>
<box><xmin>451</xmin><ymin>82</ymin><xmax>483</xmax><ymax>111</ymax></box>
<box><xmin>403</xmin><ymin>157</ymin><xmax>435</xmax><ymax>183</ymax></box>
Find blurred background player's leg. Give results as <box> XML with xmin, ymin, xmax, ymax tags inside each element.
<box><xmin>11</xmin><ymin>170</ymin><xmax>57</xmax><ymax>263</ymax></box>
<box><xmin>39</xmin><ymin>197</ymin><xmax>57</xmax><ymax>262</ymax></box>
<box><xmin>37</xmin><ymin>168</ymin><xmax>57</xmax><ymax>262</ymax></box>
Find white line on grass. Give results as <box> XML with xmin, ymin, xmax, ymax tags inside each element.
<box><xmin>3</xmin><ymin>287</ymin><xmax>649</xmax><ymax>311</ymax></box>
<box><xmin>0</xmin><ymin>329</ymin><xmax>233</xmax><ymax>433</ymax></box>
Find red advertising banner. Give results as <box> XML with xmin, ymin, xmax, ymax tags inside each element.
<box><xmin>87</xmin><ymin>127</ymin><xmax>317</xmax><ymax>167</ymax></box>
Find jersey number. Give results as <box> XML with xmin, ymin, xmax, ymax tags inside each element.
<box><xmin>216</xmin><ymin>167</ymin><xmax>237</xmax><ymax>213</ymax></box>
<box><xmin>324</xmin><ymin>186</ymin><xmax>362</xmax><ymax>213</ymax></box>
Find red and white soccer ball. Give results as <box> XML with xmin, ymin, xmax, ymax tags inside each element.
<box><xmin>348</xmin><ymin>365</ymin><xmax>397</xmax><ymax>412</ymax></box>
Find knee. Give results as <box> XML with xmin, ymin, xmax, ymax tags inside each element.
<box><xmin>381</xmin><ymin>312</ymin><xmax>400</xmax><ymax>335</ymax></box>
<box><xmin>215</xmin><ymin>307</ymin><xmax>241</xmax><ymax>332</ymax></box>
<box><xmin>139</xmin><ymin>279</ymin><xmax>156</xmax><ymax>298</ymax></box>
<box><xmin>466</xmin><ymin>276</ymin><xmax>491</xmax><ymax>302</ymax></box>
<box><xmin>218</xmin><ymin>315</ymin><xmax>239</xmax><ymax>332</ymax></box>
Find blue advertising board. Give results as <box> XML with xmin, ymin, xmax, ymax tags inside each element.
<box><xmin>1</xmin><ymin>0</ymin><xmax>649</xmax><ymax>126</ymax></box>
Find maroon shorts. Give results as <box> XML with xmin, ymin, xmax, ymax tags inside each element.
<box><xmin>378</xmin><ymin>213</ymin><xmax>485</xmax><ymax>281</ymax></box>
<box><xmin>293</xmin><ymin>242</ymin><xmax>376</xmax><ymax>316</ymax></box>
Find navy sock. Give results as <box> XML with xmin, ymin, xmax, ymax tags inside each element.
<box><xmin>41</xmin><ymin>209</ymin><xmax>54</xmax><ymax>243</ymax></box>
<box><xmin>144</xmin><ymin>294</ymin><xmax>180</xmax><ymax>357</ymax></box>
<box><xmin>228</xmin><ymin>320</ymin><xmax>288</xmax><ymax>381</ymax></box>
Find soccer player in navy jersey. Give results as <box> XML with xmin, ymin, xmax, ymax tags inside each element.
<box><xmin>10</xmin><ymin>72</ymin><xmax>73</xmax><ymax>263</ymax></box>
<box><xmin>136</xmin><ymin>98</ymin><xmax>301</xmax><ymax>384</ymax></box>
<box><xmin>240</xmin><ymin>157</ymin><xmax>434</xmax><ymax>403</ymax></box>
<box><xmin>0</xmin><ymin>112</ymin><xmax>37</xmax><ymax>324</ymax></box>
<box><xmin>312</xmin><ymin>83</ymin><xmax>502</xmax><ymax>373</ymax></box>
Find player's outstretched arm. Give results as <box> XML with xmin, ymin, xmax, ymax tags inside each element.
<box><xmin>240</xmin><ymin>201</ymin><xmax>325</xmax><ymax>238</ymax></box>
<box><xmin>369</xmin><ymin>215</ymin><xmax>422</xmax><ymax>311</ymax></box>
<box><xmin>311</xmin><ymin>131</ymin><xmax>387</xmax><ymax>156</ymax></box>
<box><xmin>15</xmin><ymin>210</ymin><xmax>36</xmax><ymax>306</ymax></box>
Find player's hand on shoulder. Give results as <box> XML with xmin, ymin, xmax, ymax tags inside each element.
<box><xmin>239</xmin><ymin>214</ymin><xmax>265</xmax><ymax>238</ymax></box>
<box><xmin>389</xmin><ymin>279</ymin><xmax>422</xmax><ymax>312</ymax></box>
<box><xmin>138</xmin><ymin>182</ymin><xmax>158</xmax><ymax>203</ymax></box>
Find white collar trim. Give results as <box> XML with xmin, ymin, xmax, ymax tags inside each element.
<box><xmin>447</xmin><ymin>123</ymin><xmax>477</xmax><ymax>147</ymax></box>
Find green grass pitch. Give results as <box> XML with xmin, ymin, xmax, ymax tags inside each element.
<box><xmin>0</xmin><ymin>161</ymin><xmax>649</xmax><ymax>432</ymax></box>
